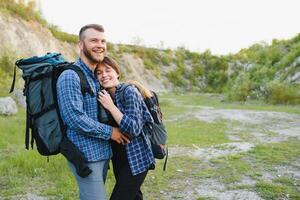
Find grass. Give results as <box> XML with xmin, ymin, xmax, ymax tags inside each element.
<box><xmin>143</xmin><ymin>156</ymin><xmax>196</xmax><ymax>200</ymax></box>
<box><xmin>0</xmin><ymin>109</ymin><xmax>25</xmax><ymax>151</ymax></box>
<box><xmin>144</xmin><ymin>156</ymin><xmax>205</xmax><ymax>200</ymax></box>
<box><xmin>248</xmin><ymin>140</ymin><xmax>300</xmax><ymax>166</ymax></box>
<box><xmin>160</xmin><ymin>92</ymin><xmax>300</xmax><ymax>114</ymax></box>
<box><xmin>165</xmin><ymin>119</ymin><xmax>229</xmax><ymax>147</ymax></box>
<box><xmin>0</xmin><ymin>48</ymin><xmax>22</xmax><ymax>97</ymax></box>
<box><xmin>191</xmin><ymin>140</ymin><xmax>300</xmax><ymax>199</ymax></box>
<box><xmin>255</xmin><ymin>181</ymin><xmax>300</xmax><ymax>200</ymax></box>
<box><xmin>196</xmin><ymin>139</ymin><xmax>300</xmax><ymax>181</ymax></box>
<box><xmin>194</xmin><ymin>154</ymin><xmax>252</xmax><ymax>186</ymax></box>
<box><xmin>0</xmin><ymin>108</ymin><xmax>77</xmax><ymax>199</ymax></box>
<box><xmin>1</xmin><ymin>93</ymin><xmax>300</xmax><ymax>199</ymax></box>
<box><xmin>0</xmin><ymin>151</ymin><xmax>76</xmax><ymax>198</ymax></box>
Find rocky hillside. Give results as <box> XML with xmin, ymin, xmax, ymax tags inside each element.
<box><xmin>0</xmin><ymin>12</ymin><xmax>77</xmax><ymax>60</ymax></box>
<box><xmin>0</xmin><ymin>7</ymin><xmax>171</xmax><ymax>92</ymax></box>
<box><xmin>0</xmin><ymin>0</ymin><xmax>299</xmax><ymax>104</ymax></box>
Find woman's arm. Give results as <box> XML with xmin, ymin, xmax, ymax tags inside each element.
<box><xmin>118</xmin><ymin>86</ymin><xmax>145</xmax><ymax>137</ymax></box>
<box><xmin>98</xmin><ymin>86</ymin><xmax>146</xmax><ymax>138</ymax></box>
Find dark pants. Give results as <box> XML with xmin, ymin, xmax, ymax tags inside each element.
<box><xmin>110</xmin><ymin>141</ymin><xmax>148</xmax><ymax>200</ymax></box>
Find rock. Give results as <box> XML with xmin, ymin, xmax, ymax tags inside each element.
<box><xmin>0</xmin><ymin>97</ymin><xmax>18</xmax><ymax>115</ymax></box>
<box><xmin>287</xmin><ymin>71</ymin><xmax>300</xmax><ymax>83</ymax></box>
<box><xmin>12</xmin><ymin>89</ymin><xmax>26</xmax><ymax>108</ymax></box>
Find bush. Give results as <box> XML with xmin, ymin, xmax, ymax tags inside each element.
<box><xmin>0</xmin><ymin>50</ymin><xmax>17</xmax><ymax>76</ymax></box>
<box><xmin>166</xmin><ymin>60</ymin><xmax>189</xmax><ymax>88</ymax></box>
<box><xmin>117</xmin><ymin>44</ymin><xmax>130</xmax><ymax>54</ymax></box>
<box><xmin>0</xmin><ymin>0</ymin><xmax>78</xmax><ymax>44</ymax></box>
<box><xmin>249</xmin><ymin>65</ymin><xmax>275</xmax><ymax>86</ymax></box>
<box><xmin>0</xmin><ymin>49</ymin><xmax>19</xmax><ymax>96</ymax></box>
<box><xmin>48</xmin><ymin>25</ymin><xmax>77</xmax><ymax>44</ymax></box>
<box><xmin>0</xmin><ymin>0</ymin><xmax>47</xmax><ymax>25</ymax></box>
<box><xmin>166</xmin><ymin>70</ymin><xmax>185</xmax><ymax>87</ymax></box>
<box><xmin>274</xmin><ymin>42</ymin><xmax>300</xmax><ymax>70</ymax></box>
<box><xmin>227</xmin><ymin>72</ymin><xmax>252</xmax><ymax>102</ymax></box>
<box><xmin>143</xmin><ymin>58</ymin><xmax>155</xmax><ymax>70</ymax></box>
<box><xmin>205</xmin><ymin>70</ymin><xmax>227</xmax><ymax>93</ymax></box>
<box><xmin>191</xmin><ymin>63</ymin><xmax>203</xmax><ymax>78</ymax></box>
<box><xmin>265</xmin><ymin>81</ymin><xmax>300</xmax><ymax>104</ymax></box>
<box><xmin>160</xmin><ymin>49</ymin><xmax>174</xmax><ymax>66</ymax></box>
<box><xmin>0</xmin><ymin>68</ymin><xmax>10</xmax><ymax>96</ymax></box>
<box><xmin>185</xmin><ymin>51</ymin><xmax>201</xmax><ymax>64</ymax></box>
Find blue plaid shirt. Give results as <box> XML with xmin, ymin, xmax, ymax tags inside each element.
<box><xmin>56</xmin><ymin>59</ymin><xmax>112</xmax><ymax>162</ymax></box>
<box><xmin>115</xmin><ymin>83</ymin><xmax>155</xmax><ymax>175</ymax></box>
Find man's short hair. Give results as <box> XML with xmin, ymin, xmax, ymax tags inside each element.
<box><xmin>79</xmin><ymin>24</ymin><xmax>104</xmax><ymax>41</ymax></box>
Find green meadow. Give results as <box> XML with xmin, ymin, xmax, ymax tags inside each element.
<box><xmin>1</xmin><ymin>93</ymin><xmax>299</xmax><ymax>199</ymax></box>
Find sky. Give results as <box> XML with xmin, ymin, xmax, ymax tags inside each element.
<box><xmin>40</xmin><ymin>0</ymin><xmax>300</xmax><ymax>55</ymax></box>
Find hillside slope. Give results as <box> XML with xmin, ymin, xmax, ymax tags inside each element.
<box><xmin>0</xmin><ymin>10</ymin><xmax>171</xmax><ymax>92</ymax></box>
<box><xmin>0</xmin><ymin>12</ymin><xmax>77</xmax><ymax>60</ymax></box>
<box><xmin>0</xmin><ymin>0</ymin><xmax>299</xmax><ymax>104</ymax></box>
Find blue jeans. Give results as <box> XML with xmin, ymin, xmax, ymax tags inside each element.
<box><xmin>68</xmin><ymin>160</ymin><xmax>108</xmax><ymax>200</ymax></box>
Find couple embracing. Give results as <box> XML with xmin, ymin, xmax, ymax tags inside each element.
<box><xmin>57</xmin><ymin>24</ymin><xmax>155</xmax><ymax>200</ymax></box>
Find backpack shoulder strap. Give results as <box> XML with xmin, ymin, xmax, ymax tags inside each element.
<box><xmin>9</xmin><ymin>62</ymin><xmax>17</xmax><ymax>93</ymax></box>
<box><xmin>119</xmin><ymin>83</ymin><xmax>132</xmax><ymax>105</ymax></box>
<box><xmin>150</xmin><ymin>91</ymin><xmax>163</xmax><ymax>123</ymax></box>
<box><xmin>151</xmin><ymin>91</ymin><xmax>159</xmax><ymax>105</ymax></box>
<box><xmin>63</xmin><ymin>64</ymin><xmax>94</xmax><ymax>96</ymax></box>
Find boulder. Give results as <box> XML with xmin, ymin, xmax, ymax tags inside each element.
<box><xmin>0</xmin><ymin>97</ymin><xmax>18</xmax><ymax>115</ymax></box>
<box><xmin>12</xmin><ymin>89</ymin><xmax>26</xmax><ymax>108</ymax></box>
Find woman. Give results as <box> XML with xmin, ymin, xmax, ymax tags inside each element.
<box><xmin>96</xmin><ymin>56</ymin><xmax>155</xmax><ymax>200</ymax></box>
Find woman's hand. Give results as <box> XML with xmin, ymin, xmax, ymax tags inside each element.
<box><xmin>97</xmin><ymin>90</ymin><xmax>115</xmax><ymax>111</ymax></box>
<box><xmin>98</xmin><ymin>89</ymin><xmax>124</xmax><ymax>126</ymax></box>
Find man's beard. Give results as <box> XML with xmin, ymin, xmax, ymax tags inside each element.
<box><xmin>83</xmin><ymin>43</ymin><xmax>105</xmax><ymax>64</ymax></box>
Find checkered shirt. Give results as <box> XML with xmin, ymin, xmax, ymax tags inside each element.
<box><xmin>56</xmin><ymin>59</ymin><xmax>112</xmax><ymax>162</ymax></box>
<box><xmin>115</xmin><ymin>83</ymin><xmax>155</xmax><ymax>175</ymax></box>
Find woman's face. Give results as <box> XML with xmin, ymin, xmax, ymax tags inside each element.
<box><xmin>95</xmin><ymin>63</ymin><xmax>119</xmax><ymax>89</ymax></box>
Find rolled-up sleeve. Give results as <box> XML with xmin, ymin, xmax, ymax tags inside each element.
<box><xmin>56</xmin><ymin>70</ymin><xmax>112</xmax><ymax>140</ymax></box>
<box><xmin>119</xmin><ymin>87</ymin><xmax>144</xmax><ymax>137</ymax></box>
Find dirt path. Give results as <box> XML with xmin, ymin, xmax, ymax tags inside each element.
<box><xmin>167</xmin><ymin>107</ymin><xmax>300</xmax><ymax>200</ymax></box>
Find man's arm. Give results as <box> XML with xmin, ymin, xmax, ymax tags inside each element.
<box><xmin>57</xmin><ymin>70</ymin><xmax>112</xmax><ymax>140</ymax></box>
<box><xmin>111</xmin><ymin>127</ymin><xmax>130</xmax><ymax>144</ymax></box>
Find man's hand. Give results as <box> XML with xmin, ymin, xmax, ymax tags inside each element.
<box><xmin>111</xmin><ymin>127</ymin><xmax>130</xmax><ymax>145</ymax></box>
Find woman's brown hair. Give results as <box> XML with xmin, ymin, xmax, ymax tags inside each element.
<box><xmin>96</xmin><ymin>56</ymin><xmax>121</xmax><ymax>78</ymax></box>
<box><xmin>97</xmin><ymin>56</ymin><xmax>152</xmax><ymax>98</ymax></box>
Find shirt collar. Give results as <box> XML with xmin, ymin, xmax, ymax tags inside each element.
<box><xmin>75</xmin><ymin>58</ymin><xmax>95</xmax><ymax>78</ymax></box>
<box><xmin>116</xmin><ymin>83</ymin><xmax>123</xmax><ymax>89</ymax></box>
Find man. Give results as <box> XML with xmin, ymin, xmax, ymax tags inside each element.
<box><xmin>57</xmin><ymin>24</ymin><xmax>129</xmax><ymax>200</ymax></box>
